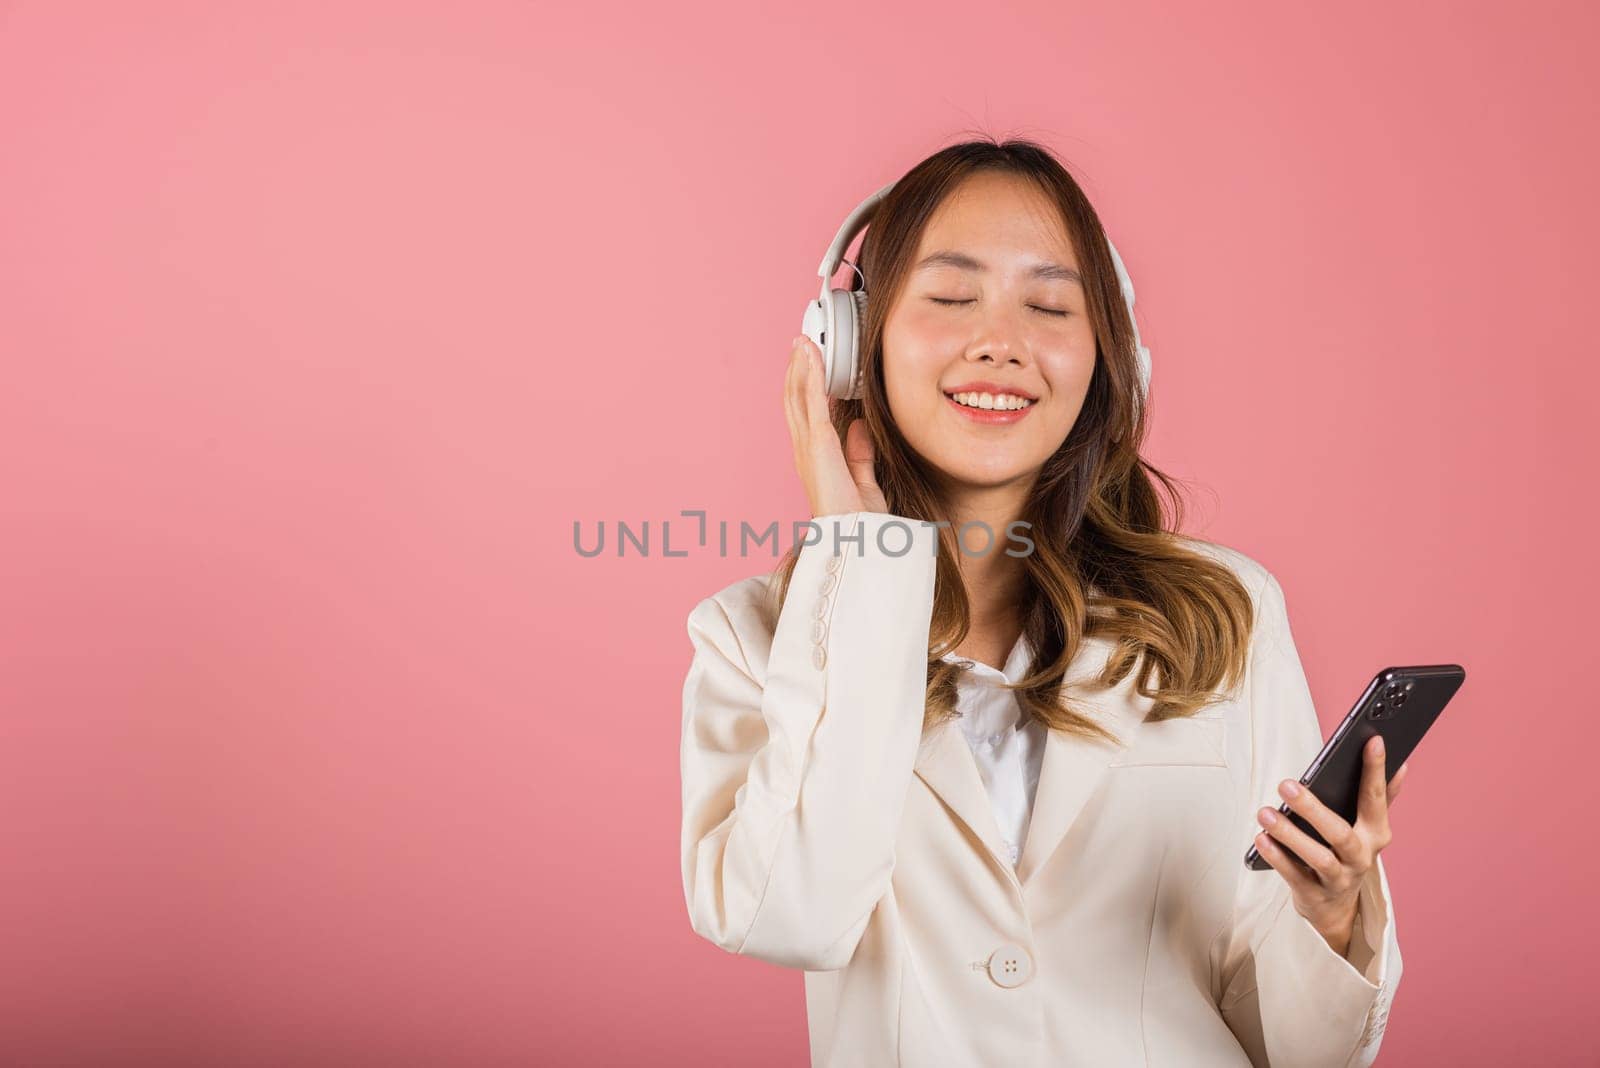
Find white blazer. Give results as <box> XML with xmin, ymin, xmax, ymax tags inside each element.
<box><xmin>680</xmin><ymin>511</ymin><xmax>1400</xmax><ymax>1067</ymax></box>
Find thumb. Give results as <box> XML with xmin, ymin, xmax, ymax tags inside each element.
<box><xmin>843</xmin><ymin>419</ymin><xmax>880</xmax><ymax>491</ymax></box>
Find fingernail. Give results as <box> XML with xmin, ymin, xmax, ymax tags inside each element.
<box><xmin>1373</xmin><ymin>736</ymin><xmax>1386</xmax><ymax>756</ymax></box>
<box><xmin>1280</xmin><ymin>780</ymin><xmax>1300</xmax><ymax>798</ymax></box>
<box><xmin>1259</xmin><ymin>808</ymin><xmax>1278</xmax><ymax>826</ymax></box>
<box><xmin>793</xmin><ymin>335</ymin><xmax>808</xmax><ymax>349</ymax></box>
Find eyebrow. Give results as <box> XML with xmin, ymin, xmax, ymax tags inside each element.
<box><xmin>913</xmin><ymin>250</ymin><xmax>1082</xmax><ymax>286</ymax></box>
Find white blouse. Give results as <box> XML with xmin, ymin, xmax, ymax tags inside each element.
<box><xmin>943</xmin><ymin>633</ymin><xmax>1044</xmax><ymax>869</ymax></box>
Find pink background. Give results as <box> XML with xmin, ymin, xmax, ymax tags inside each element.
<box><xmin>2</xmin><ymin>2</ymin><xmax>1594</xmax><ymax>1064</ymax></box>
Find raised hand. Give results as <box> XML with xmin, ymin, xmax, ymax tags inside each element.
<box><xmin>784</xmin><ymin>335</ymin><xmax>888</xmax><ymax>518</ymax></box>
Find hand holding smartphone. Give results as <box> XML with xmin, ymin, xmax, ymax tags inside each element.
<box><xmin>1244</xmin><ymin>664</ymin><xmax>1465</xmax><ymax>871</ymax></box>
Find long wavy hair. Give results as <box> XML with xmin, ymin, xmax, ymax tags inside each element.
<box><xmin>767</xmin><ymin>137</ymin><xmax>1254</xmax><ymax>740</ymax></box>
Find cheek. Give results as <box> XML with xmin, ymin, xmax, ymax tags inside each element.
<box><xmin>880</xmin><ymin>320</ymin><xmax>949</xmax><ymax>403</ymax></box>
<box><xmin>882</xmin><ymin>360</ymin><xmax>940</xmax><ymax>435</ymax></box>
<box><xmin>1037</xmin><ymin>332</ymin><xmax>1099</xmax><ymax>393</ymax></box>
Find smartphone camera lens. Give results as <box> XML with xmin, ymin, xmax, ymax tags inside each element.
<box><xmin>1394</xmin><ymin>690</ymin><xmax>1407</xmax><ymax>706</ymax></box>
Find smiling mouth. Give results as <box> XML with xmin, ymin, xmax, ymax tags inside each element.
<box><xmin>942</xmin><ymin>390</ymin><xmax>1037</xmax><ymax>424</ymax></box>
<box><xmin>943</xmin><ymin>390</ymin><xmax>1036</xmax><ymax>412</ymax></box>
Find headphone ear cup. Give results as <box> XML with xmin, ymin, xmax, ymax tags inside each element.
<box><xmin>799</xmin><ymin>295</ymin><xmax>841</xmax><ymax>400</ymax></box>
<box><xmin>846</xmin><ymin>289</ymin><xmax>868</xmax><ymax>397</ymax></box>
<box><xmin>821</xmin><ymin>288</ymin><xmax>865</xmax><ymax>400</ymax></box>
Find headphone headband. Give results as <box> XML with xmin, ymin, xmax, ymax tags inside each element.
<box><xmin>816</xmin><ymin>182</ymin><xmax>894</xmax><ymax>300</ymax></box>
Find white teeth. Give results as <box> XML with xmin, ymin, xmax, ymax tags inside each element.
<box><xmin>950</xmin><ymin>391</ymin><xmax>1033</xmax><ymax>411</ymax></box>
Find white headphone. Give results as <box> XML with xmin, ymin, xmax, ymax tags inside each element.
<box><xmin>800</xmin><ymin>181</ymin><xmax>1152</xmax><ymax>416</ymax></box>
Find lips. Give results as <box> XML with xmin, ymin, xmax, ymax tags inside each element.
<box><xmin>943</xmin><ymin>380</ymin><xmax>1038</xmax><ymax>402</ymax></box>
<box><xmin>943</xmin><ymin>391</ymin><xmax>1036</xmax><ymax>425</ymax></box>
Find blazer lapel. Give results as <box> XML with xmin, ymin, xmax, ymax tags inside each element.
<box><xmin>912</xmin><ymin>720</ymin><xmax>1017</xmax><ymax>872</ymax></box>
<box><xmin>1016</xmin><ymin>634</ymin><xmax>1149</xmax><ymax>886</ymax></box>
<box><xmin>912</xmin><ymin>632</ymin><xmax>1152</xmax><ymax>887</ymax></box>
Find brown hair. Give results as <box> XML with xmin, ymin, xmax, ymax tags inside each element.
<box><xmin>768</xmin><ymin>137</ymin><xmax>1254</xmax><ymax>740</ymax></box>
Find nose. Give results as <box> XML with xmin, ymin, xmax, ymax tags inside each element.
<box><xmin>966</xmin><ymin>311</ymin><xmax>1028</xmax><ymax>370</ymax></box>
<box><xmin>974</xmin><ymin>349</ymin><xmax>1023</xmax><ymax>369</ymax></box>
<box><xmin>968</xmin><ymin>340</ymin><xmax>1026</xmax><ymax>371</ymax></box>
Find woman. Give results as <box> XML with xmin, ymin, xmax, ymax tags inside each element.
<box><xmin>679</xmin><ymin>139</ymin><xmax>1406</xmax><ymax>1066</ymax></box>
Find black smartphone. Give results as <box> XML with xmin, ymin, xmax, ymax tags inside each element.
<box><xmin>1244</xmin><ymin>663</ymin><xmax>1465</xmax><ymax>871</ymax></box>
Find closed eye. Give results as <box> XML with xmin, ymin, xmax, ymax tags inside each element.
<box><xmin>928</xmin><ymin>297</ymin><xmax>1069</xmax><ymax>318</ymax></box>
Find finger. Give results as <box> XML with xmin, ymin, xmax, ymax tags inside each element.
<box><xmin>1258</xmin><ymin>804</ymin><xmax>1342</xmax><ymax>880</ymax></box>
<box><xmin>784</xmin><ymin>339</ymin><xmax>807</xmax><ymax>445</ymax></box>
<box><xmin>1387</xmin><ymin>762</ymin><xmax>1408</xmax><ymax>807</ymax></box>
<box><xmin>802</xmin><ymin>341</ymin><xmax>831</xmax><ymax>429</ymax></box>
<box><xmin>1356</xmin><ymin>734</ymin><xmax>1392</xmax><ymax>839</ymax></box>
<box><xmin>786</xmin><ymin>337</ymin><xmax>807</xmax><ymax>403</ymax></box>
<box><xmin>1253</xmin><ymin>830</ymin><xmax>1319</xmax><ymax>894</ymax></box>
<box><xmin>1277</xmin><ymin>778</ymin><xmax>1360</xmax><ymax>868</ymax></box>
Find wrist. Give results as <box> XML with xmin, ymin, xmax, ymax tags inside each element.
<box><xmin>1314</xmin><ymin>898</ymin><xmax>1360</xmax><ymax>959</ymax></box>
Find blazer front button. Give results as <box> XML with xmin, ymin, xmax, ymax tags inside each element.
<box><xmin>825</xmin><ymin>554</ymin><xmax>843</xmax><ymax>575</ymax></box>
<box><xmin>987</xmin><ymin>943</ymin><xmax>1033</xmax><ymax>989</ymax></box>
<box><xmin>819</xmin><ymin>572</ymin><xmax>837</xmax><ymax>596</ymax></box>
<box><xmin>811</xmin><ymin>619</ymin><xmax>827</xmax><ymax>644</ymax></box>
<box><xmin>812</xmin><ymin>646</ymin><xmax>827</xmax><ymax>670</ymax></box>
<box><xmin>812</xmin><ymin>597</ymin><xmax>828</xmax><ymax>620</ymax></box>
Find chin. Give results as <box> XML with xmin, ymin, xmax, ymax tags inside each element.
<box><xmin>936</xmin><ymin>463</ymin><xmax>1038</xmax><ymax>490</ymax></box>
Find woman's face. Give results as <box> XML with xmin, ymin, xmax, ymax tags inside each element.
<box><xmin>881</xmin><ymin>171</ymin><xmax>1099</xmax><ymax>495</ymax></box>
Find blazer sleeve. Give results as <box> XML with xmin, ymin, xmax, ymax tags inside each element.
<box><xmin>679</xmin><ymin>511</ymin><xmax>938</xmax><ymax>972</ymax></box>
<box><xmin>1215</xmin><ymin>570</ymin><xmax>1403</xmax><ymax>1068</ymax></box>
